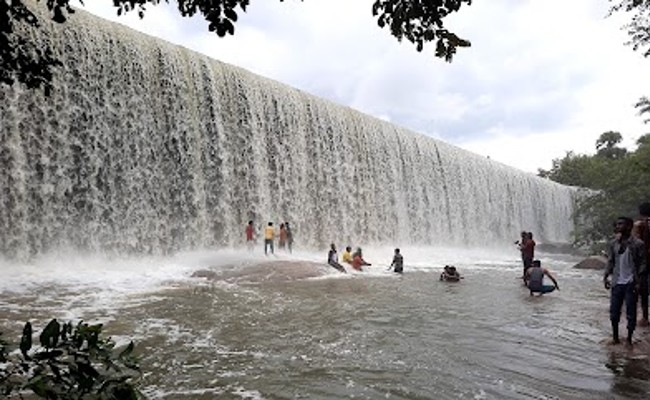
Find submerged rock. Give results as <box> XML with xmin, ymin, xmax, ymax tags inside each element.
<box><xmin>573</xmin><ymin>255</ymin><xmax>607</xmax><ymax>270</ymax></box>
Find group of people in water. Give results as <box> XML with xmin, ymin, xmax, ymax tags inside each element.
<box><xmin>244</xmin><ymin>202</ymin><xmax>650</xmax><ymax>348</ymax></box>
<box><xmin>245</xmin><ymin>220</ymin><xmax>293</xmax><ymax>255</ymax></box>
<box><xmin>327</xmin><ymin>245</ymin><xmax>461</xmax><ymax>279</ymax></box>
<box><xmin>516</xmin><ymin>201</ymin><xmax>650</xmax><ymax>348</ymax></box>
<box><xmin>327</xmin><ymin>244</ymin><xmax>375</xmax><ymax>273</ymax></box>
<box><xmin>516</xmin><ymin>230</ymin><xmax>560</xmax><ymax>295</ymax></box>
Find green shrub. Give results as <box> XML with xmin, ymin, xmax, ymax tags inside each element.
<box><xmin>1</xmin><ymin>319</ymin><xmax>143</xmax><ymax>399</ymax></box>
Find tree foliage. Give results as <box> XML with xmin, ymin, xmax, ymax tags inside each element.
<box><xmin>610</xmin><ymin>1</ymin><xmax>650</xmax><ymax>120</ymax></box>
<box><xmin>636</xmin><ymin>96</ymin><xmax>650</xmax><ymax>123</ymax></box>
<box><xmin>595</xmin><ymin>130</ymin><xmax>628</xmax><ymax>159</ymax></box>
<box><xmin>371</xmin><ymin>0</ymin><xmax>472</xmax><ymax>61</ymax></box>
<box><xmin>1</xmin><ymin>0</ymin><xmax>472</xmax><ymax>95</ymax></box>
<box><xmin>539</xmin><ymin>132</ymin><xmax>650</xmax><ymax>250</ymax></box>
<box><xmin>0</xmin><ymin>0</ymin><xmax>63</xmax><ymax>95</ymax></box>
<box><xmin>611</xmin><ymin>0</ymin><xmax>650</xmax><ymax>58</ymax></box>
<box><xmin>0</xmin><ymin>319</ymin><xmax>142</xmax><ymax>399</ymax></box>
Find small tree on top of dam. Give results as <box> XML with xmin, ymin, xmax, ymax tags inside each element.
<box><xmin>2</xmin><ymin>0</ymin><xmax>472</xmax><ymax>96</ymax></box>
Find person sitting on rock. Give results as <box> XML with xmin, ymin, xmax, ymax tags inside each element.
<box><xmin>342</xmin><ymin>246</ymin><xmax>353</xmax><ymax>265</ymax></box>
<box><xmin>327</xmin><ymin>243</ymin><xmax>346</xmax><ymax>273</ymax></box>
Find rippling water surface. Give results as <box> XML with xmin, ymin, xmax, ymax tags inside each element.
<box><xmin>1</xmin><ymin>247</ymin><xmax>649</xmax><ymax>399</ymax></box>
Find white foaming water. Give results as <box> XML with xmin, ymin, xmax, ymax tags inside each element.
<box><xmin>0</xmin><ymin>2</ymin><xmax>575</xmax><ymax>260</ymax></box>
<box><xmin>0</xmin><ymin>248</ymin><xmax>277</xmax><ymax>294</ymax></box>
<box><xmin>0</xmin><ymin>244</ymin><xmax>571</xmax><ymax>298</ymax></box>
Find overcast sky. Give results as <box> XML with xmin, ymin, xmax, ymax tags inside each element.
<box><xmin>71</xmin><ymin>0</ymin><xmax>650</xmax><ymax>173</ymax></box>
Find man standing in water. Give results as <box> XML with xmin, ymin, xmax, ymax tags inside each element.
<box><xmin>285</xmin><ymin>222</ymin><xmax>293</xmax><ymax>254</ymax></box>
<box><xmin>264</xmin><ymin>222</ymin><xmax>275</xmax><ymax>256</ymax></box>
<box><xmin>278</xmin><ymin>223</ymin><xmax>287</xmax><ymax>250</ymax></box>
<box><xmin>520</xmin><ymin>232</ymin><xmax>536</xmax><ymax>280</ymax></box>
<box><xmin>525</xmin><ymin>260</ymin><xmax>559</xmax><ymax>295</ymax></box>
<box><xmin>604</xmin><ymin>217</ymin><xmax>647</xmax><ymax>346</ymax></box>
<box><xmin>632</xmin><ymin>202</ymin><xmax>650</xmax><ymax>327</ymax></box>
<box><xmin>245</xmin><ymin>220</ymin><xmax>255</xmax><ymax>252</ymax></box>
<box><xmin>389</xmin><ymin>248</ymin><xmax>404</xmax><ymax>273</ymax></box>
<box><xmin>515</xmin><ymin>231</ymin><xmax>527</xmax><ymax>272</ymax></box>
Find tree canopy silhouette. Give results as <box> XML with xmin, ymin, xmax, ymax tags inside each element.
<box><xmin>1</xmin><ymin>0</ymin><xmax>472</xmax><ymax>95</ymax></box>
<box><xmin>611</xmin><ymin>0</ymin><xmax>650</xmax><ymax>58</ymax></box>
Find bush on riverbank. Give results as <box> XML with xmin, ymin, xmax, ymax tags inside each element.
<box><xmin>0</xmin><ymin>319</ymin><xmax>142</xmax><ymax>399</ymax></box>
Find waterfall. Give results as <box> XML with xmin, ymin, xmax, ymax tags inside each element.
<box><xmin>0</xmin><ymin>4</ymin><xmax>575</xmax><ymax>259</ymax></box>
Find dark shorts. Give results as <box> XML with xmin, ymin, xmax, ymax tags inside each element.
<box><xmin>328</xmin><ymin>261</ymin><xmax>346</xmax><ymax>273</ymax></box>
<box><xmin>530</xmin><ymin>285</ymin><xmax>555</xmax><ymax>294</ymax></box>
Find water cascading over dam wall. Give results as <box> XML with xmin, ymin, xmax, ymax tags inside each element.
<box><xmin>0</xmin><ymin>4</ymin><xmax>575</xmax><ymax>259</ymax></box>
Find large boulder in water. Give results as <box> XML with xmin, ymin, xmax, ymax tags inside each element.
<box><xmin>573</xmin><ymin>255</ymin><xmax>607</xmax><ymax>270</ymax></box>
<box><xmin>536</xmin><ymin>242</ymin><xmax>576</xmax><ymax>254</ymax></box>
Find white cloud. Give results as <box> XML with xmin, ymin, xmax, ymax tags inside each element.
<box><xmin>69</xmin><ymin>0</ymin><xmax>650</xmax><ymax>173</ymax></box>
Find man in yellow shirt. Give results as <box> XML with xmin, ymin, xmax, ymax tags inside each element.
<box><xmin>342</xmin><ymin>246</ymin><xmax>353</xmax><ymax>265</ymax></box>
<box><xmin>264</xmin><ymin>222</ymin><xmax>275</xmax><ymax>255</ymax></box>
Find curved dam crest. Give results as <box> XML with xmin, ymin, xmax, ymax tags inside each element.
<box><xmin>0</xmin><ymin>3</ymin><xmax>575</xmax><ymax>258</ymax></box>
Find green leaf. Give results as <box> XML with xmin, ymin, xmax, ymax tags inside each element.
<box><xmin>225</xmin><ymin>9</ymin><xmax>238</xmax><ymax>22</ymax></box>
<box><xmin>20</xmin><ymin>322</ymin><xmax>33</xmax><ymax>358</ymax></box>
<box><xmin>224</xmin><ymin>19</ymin><xmax>235</xmax><ymax>35</ymax></box>
<box><xmin>119</xmin><ymin>341</ymin><xmax>135</xmax><ymax>358</ymax></box>
<box><xmin>40</xmin><ymin>319</ymin><xmax>61</xmax><ymax>349</ymax></box>
<box><xmin>25</xmin><ymin>377</ymin><xmax>48</xmax><ymax>397</ymax></box>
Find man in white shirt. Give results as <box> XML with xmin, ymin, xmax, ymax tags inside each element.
<box><xmin>604</xmin><ymin>217</ymin><xmax>647</xmax><ymax>346</ymax></box>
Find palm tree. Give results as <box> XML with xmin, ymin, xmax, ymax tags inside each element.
<box><xmin>636</xmin><ymin>96</ymin><xmax>650</xmax><ymax>124</ymax></box>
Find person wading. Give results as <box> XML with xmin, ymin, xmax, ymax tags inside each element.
<box><xmin>285</xmin><ymin>222</ymin><xmax>294</xmax><ymax>254</ymax></box>
<box><xmin>604</xmin><ymin>217</ymin><xmax>647</xmax><ymax>346</ymax></box>
<box><xmin>632</xmin><ymin>202</ymin><xmax>650</xmax><ymax>327</ymax></box>
<box><xmin>389</xmin><ymin>248</ymin><xmax>404</xmax><ymax>273</ymax></box>
<box><xmin>245</xmin><ymin>220</ymin><xmax>255</xmax><ymax>252</ymax></box>
<box><xmin>264</xmin><ymin>222</ymin><xmax>275</xmax><ymax>256</ymax></box>
<box><xmin>525</xmin><ymin>260</ymin><xmax>559</xmax><ymax>296</ymax></box>
<box><xmin>278</xmin><ymin>223</ymin><xmax>287</xmax><ymax>250</ymax></box>
<box><xmin>520</xmin><ymin>232</ymin><xmax>536</xmax><ymax>280</ymax></box>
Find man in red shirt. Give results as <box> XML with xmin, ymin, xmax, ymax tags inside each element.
<box><xmin>352</xmin><ymin>248</ymin><xmax>372</xmax><ymax>271</ymax></box>
<box><xmin>245</xmin><ymin>220</ymin><xmax>255</xmax><ymax>251</ymax></box>
<box><xmin>521</xmin><ymin>232</ymin><xmax>536</xmax><ymax>280</ymax></box>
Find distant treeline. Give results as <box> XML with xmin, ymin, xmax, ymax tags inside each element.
<box><xmin>538</xmin><ymin>131</ymin><xmax>650</xmax><ymax>250</ymax></box>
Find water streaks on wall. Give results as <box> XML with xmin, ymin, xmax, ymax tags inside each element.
<box><xmin>0</xmin><ymin>5</ymin><xmax>575</xmax><ymax>259</ymax></box>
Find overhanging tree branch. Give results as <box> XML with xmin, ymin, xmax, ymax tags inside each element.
<box><xmin>372</xmin><ymin>0</ymin><xmax>472</xmax><ymax>61</ymax></box>
<box><xmin>1</xmin><ymin>0</ymin><xmax>474</xmax><ymax>95</ymax></box>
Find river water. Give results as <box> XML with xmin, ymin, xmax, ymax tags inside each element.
<box><xmin>1</xmin><ymin>246</ymin><xmax>648</xmax><ymax>399</ymax></box>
